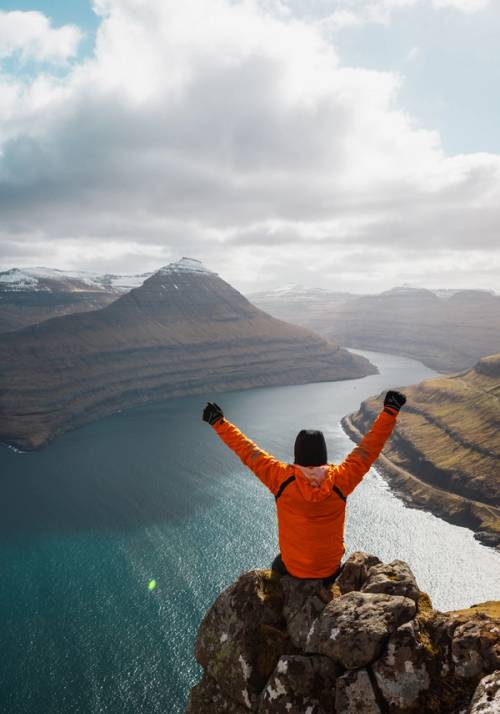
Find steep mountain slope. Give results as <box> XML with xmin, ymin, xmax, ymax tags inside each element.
<box><xmin>324</xmin><ymin>288</ymin><xmax>500</xmax><ymax>372</ymax></box>
<box><xmin>248</xmin><ymin>285</ymin><xmax>357</xmax><ymax>333</ymax></box>
<box><xmin>343</xmin><ymin>354</ymin><xmax>500</xmax><ymax>548</ymax></box>
<box><xmin>0</xmin><ymin>267</ymin><xmax>150</xmax><ymax>333</ymax></box>
<box><xmin>0</xmin><ymin>258</ymin><xmax>375</xmax><ymax>450</ymax></box>
<box><xmin>251</xmin><ymin>286</ymin><xmax>500</xmax><ymax>373</ymax></box>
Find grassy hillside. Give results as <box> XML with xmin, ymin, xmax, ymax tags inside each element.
<box><xmin>344</xmin><ymin>354</ymin><xmax>500</xmax><ymax>548</ymax></box>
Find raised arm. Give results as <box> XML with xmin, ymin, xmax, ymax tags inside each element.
<box><xmin>203</xmin><ymin>402</ymin><xmax>289</xmax><ymax>495</ymax></box>
<box><xmin>334</xmin><ymin>391</ymin><xmax>406</xmax><ymax>497</ymax></box>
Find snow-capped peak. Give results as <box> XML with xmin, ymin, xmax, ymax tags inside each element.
<box><xmin>159</xmin><ymin>257</ymin><xmax>216</xmax><ymax>275</ymax></box>
<box><xmin>0</xmin><ymin>268</ymin><xmax>40</xmax><ymax>289</ymax></box>
<box><xmin>0</xmin><ymin>266</ymin><xmax>151</xmax><ymax>293</ymax></box>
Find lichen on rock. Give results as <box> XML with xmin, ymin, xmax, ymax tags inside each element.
<box><xmin>185</xmin><ymin>552</ymin><xmax>500</xmax><ymax>713</ymax></box>
<box><xmin>259</xmin><ymin>654</ymin><xmax>339</xmax><ymax>713</ymax></box>
<box><xmin>305</xmin><ymin>591</ymin><xmax>416</xmax><ymax>669</ymax></box>
<box><xmin>468</xmin><ymin>670</ymin><xmax>500</xmax><ymax>713</ymax></box>
<box><xmin>194</xmin><ymin>569</ymin><xmax>287</xmax><ymax>709</ymax></box>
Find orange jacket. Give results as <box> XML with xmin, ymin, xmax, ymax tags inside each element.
<box><xmin>212</xmin><ymin>408</ymin><xmax>398</xmax><ymax>578</ymax></box>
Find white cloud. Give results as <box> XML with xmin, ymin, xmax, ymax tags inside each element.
<box><xmin>0</xmin><ymin>0</ymin><xmax>499</xmax><ymax>292</ymax></box>
<box><xmin>406</xmin><ymin>46</ymin><xmax>421</xmax><ymax>63</ymax></box>
<box><xmin>314</xmin><ymin>0</ymin><xmax>490</xmax><ymax>29</ymax></box>
<box><xmin>432</xmin><ymin>0</ymin><xmax>490</xmax><ymax>13</ymax></box>
<box><xmin>318</xmin><ymin>10</ymin><xmax>362</xmax><ymax>31</ymax></box>
<box><xmin>0</xmin><ymin>11</ymin><xmax>82</xmax><ymax>64</ymax></box>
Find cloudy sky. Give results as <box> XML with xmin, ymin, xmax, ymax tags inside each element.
<box><xmin>0</xmin><ymin>0</ymin><xmax>499</xmax><ymax>293</ymax></box>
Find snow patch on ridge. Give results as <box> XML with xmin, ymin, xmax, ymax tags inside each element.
<box><xmin>0</xmin><ymin>267</ymin><xmax>151</xmax><ymax>292</ymax></box>
<box><xmin>0</xmin><ymin>269</ymin><xmax>41</xmax><ymax>290</ymax></box>
<box><xmin>158</xmin><ymin>257</ymin><xmax>216</xmax><ymax>275</ymax></box>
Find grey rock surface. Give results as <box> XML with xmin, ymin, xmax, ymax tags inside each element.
<box><xmin>186</xmin><ymin>557</ymin><xmax>500</xmax><ymax>714</ymax></box>
<box><xmin>195</xmin><ymin>570</ymin><xmax>287</xmax><ymax>709</ymax></box>
<box><xmin>280</xmin><ymin>576</ymin><xmax>332</xmax><ymax>649</ymax></box>
<box><xmin>452</xmin><ymin>618</ymin><xmax>500</xmax><ymax>680</ymax></box>
<box><xmin>372</xmin><ymin>620</ymin><xmax>431</xmax><ymax>709</ymax></box>
<box><xmin>306</xmin><ymin>591</ymin><xmax>416</xmax><ymax>669</ymax></box>
<box><xmin>185</xmin><ymin>674</ymin><xmax>249</xmax><ymax>713</ymax></box>
<box><xmin>335</xmin><ymin>551</ymin><xmax>382</xmax><ymax>595</ymax></box>
<box><xmin>258</xmin><ymin>655</ymin><xmax>338</xmax><ymax>714</ymax></box>
<box><xmin>468</xmin><ymin>671</ymin><xmax>500</xmax><ymax>713</ymax></box>
<box><xmin>361</xmin><ymin>559</ymin><xmax>420</xmax><ymax>603</ymax></box>
<box><xmin>335</xmin><ymin>669</ymin><xmax>382</xmax><ymax>714</ymax></box>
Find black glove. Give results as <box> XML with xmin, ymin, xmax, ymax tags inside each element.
<box><xmin>203</xmin><ymin>402</ymin><xmax>224</xmax><ymax>425</ymax></box>
<box><xmin>384</xmin><ymin>390</ymin><xmax>406</xmax><ymax>414</ymax></box>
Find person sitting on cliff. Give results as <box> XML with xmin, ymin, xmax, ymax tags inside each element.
<box><xmin>202</xmin><ymin>391</ymin><xmax>406</xmax><ymax>585</ymax></box>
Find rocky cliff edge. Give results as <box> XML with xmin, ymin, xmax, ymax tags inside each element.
<box><xmin>186</xmin><ymin>552</ymin><xmax>500</xmax><ymax>713</ymax></box>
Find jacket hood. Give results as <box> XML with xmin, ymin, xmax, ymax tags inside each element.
<box><xmin>294</xmin><ymin>464</ymin><xmax>335</xmax><ymax>502</ymax></box>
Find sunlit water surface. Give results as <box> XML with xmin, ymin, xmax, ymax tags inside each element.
<box><xmin>1</xmin><ymin>350</ymin><xmax>499</xmax><ymax>713</ymax></box>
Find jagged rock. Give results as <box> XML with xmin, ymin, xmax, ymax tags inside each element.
<box><xmin>452</xmin><ymin>617</ymin><xmax>500</xmax><ymax>680</ymax></box>
<box><xmin>468</xmin><ymin>671</ymin><xmax>500</xmax><ymax>713</ymax></box>
<box><xmin>306</xmin><ymin>591</ymin><xmax>416</xmax><ymax>669</ymax></box>
<box><xmin>185</xmin><ymin>674</ymin><xmax>249</xmax><ymax>713</ymax></box>
<box><xmin>280</xmin><ymin>576</ymin><xmax>332</xmax><ymax>649</ymax></box>
<box><xmin>186</xmin><ymin>554</ymin><xmax>500</xmax><ymax>714</ymax></box>
<box><xmin>258</xmin><ymin>655</ymin><xmax>339</xmax><ymax>713</ymax></box>
<box><xmin>335</xmin><ymin>551</ymin><xmax>382</xmax><ymax>594</ymax></box>
<box><xmin>194</xmin><ymin>569</ymin><xmax>288</xmax><ymax>709</ymax></box>
<box><xmin>335</xmin><ymin>669</ymin><xmax>382</xmax><ymax>713</ymax></box>
<box><xmin>371</xmin><ymin>620</ymin><xmax>431</xmax><ymax>709</ymax></box>
<box><xmin>361</xmin><ymin>560</ymin><xmax>420</xmax><ymax>603</ymax></box>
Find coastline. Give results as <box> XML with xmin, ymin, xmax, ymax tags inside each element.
<box><xmin>341</xmin><ymin>414</ymin><xmax>500</xmax><ymax>552</ymax></box>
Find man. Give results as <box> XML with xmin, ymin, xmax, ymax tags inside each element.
<box><xmin>202</xmin><ymin>390</ymin><xmax>406</xmax><ymax>584</ymax></box>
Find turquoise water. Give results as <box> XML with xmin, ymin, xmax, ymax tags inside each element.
<box><xmin>1</xmin><ymin>350</ymin><xmax>499</xmax><ymax>713</ymax></box>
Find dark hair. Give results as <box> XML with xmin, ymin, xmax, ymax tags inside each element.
<box><xmin>294</xmin><ymin>430</ymin><xmax>327</xmax><ymax>466</ymax></box>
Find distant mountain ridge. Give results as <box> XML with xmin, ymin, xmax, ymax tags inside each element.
<box><xmin>0</xmin><ymin>258</ymin><xmax>375</xmax><ymax>450</ymax></box>
<box><xmin>343</xmin><ymin>353</ymin><xmax>500</xmax><ymax>549</ymax></box>
<box><xmin>0</xmin><ymin>266</ymin><xmax>151</xmax><ymax>333</ymax></box>
<box><xmin>250</xmin><ymin>285</ymin><xmax>500</xmax><ymax>373</ymax></box>
<box><xmin>0</xmin><ymin>266</ymin><xmax>151</xmax><ymax>293</ymax></box>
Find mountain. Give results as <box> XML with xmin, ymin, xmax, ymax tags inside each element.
<box><xmin>0</xmin><ymin>258</ymin><xmax>375</xmax><ymax>450</ymax></box>
<box><xmin>251</xmin><ymin>285</ymin><xmax>500</xmax><ymax>373</ymax></box>
<box><xmin>0</xmin><ymin>267</ymin><xmax>151</xmax><ymax>333</ymax></box>
<box><xmin>186</xmin><ymin>552</ymin><xmax>499</xmax><ymax>713</ymax></box>
<box><xmin>343</xmin><ymin>354</ymin><xmax>500</xmax><ymax>548</ymax></box>
<box><xmin>248</xmin><ymin>285</ymin><xmax>358</xmax><ymax>333</ymax></box>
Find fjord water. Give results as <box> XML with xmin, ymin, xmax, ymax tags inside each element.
<box><xmin>1</xmin><ymin>350</ymin><xmax>499</xmax><ymax>714</ymax></box>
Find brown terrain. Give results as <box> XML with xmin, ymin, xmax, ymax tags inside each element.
<box><xmin>343</xmin><ymin>353</ymin><xmax>500</xmax><ymax>549</ymax></box>
<box><xmin>250</xmin><ymin>286</ymin><xmax>500</xmax><ymax>373</ymax></box>
<box><xmin>0</xmin><ymin>258</ymin><xmax>375</xmax><ymax>450</ymax></box>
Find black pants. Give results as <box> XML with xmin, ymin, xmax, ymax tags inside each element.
<box><xmin>271</xmin><ymin>553</ymin><xmax>344</xmax><ymax>586</ymax></box>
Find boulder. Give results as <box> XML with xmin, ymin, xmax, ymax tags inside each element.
<box><xmin>335</xmin><ymin>551</ymin><xmax>382</xmax><ymax>594</ymax></box>
<box><xmin>194</xmin><ymin>569</ymin><xmax>288</xmax><ymax>709</ymax></box>
<box><xmin>452</xmin><ymin>617</ymin><xmax>500</xmax><ymax>680</ymax></box>
<box><xmin>371</xmin><ymin>620</ymin><xmax>431</xmax><ymax>710</ymax></box>
<box><xmin>185</xmin><ymin>674</ymin><xmax>249</xmax><ymax>713</ymax></box>
<box><xmin>468</xmin><ymin>670</ymin><xmax>500</xmax><ymax>713</ymax></box>
<box><xmin>335</xmin><ymin>669</ymin><xmax>382</xmax><ymax>713</ymax></box>
<box><xmin>186</xmin><ymin>554</ymin><xmax>500</xmax><ymax>714</ymax></box>
<box><xmin>361</xmin><ymin>560</ymin><xmax>420</xmax><ymax>604</ymax></box>
<box><xmin>280</xmin><ymin>576</ymin><xmax>333</xmax><ymax>649</ymax></box>
<box><xmin>306</xmin><ymin>591</ymin><xmax>416</xmax><ymax>669</ymax></box>
<box><xmin>258</xmin><ymin>655</ymin><xmax>339</xmax><ymax>714</ymax></box>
